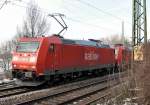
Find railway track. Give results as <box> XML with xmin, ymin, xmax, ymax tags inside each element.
<box><xmin>70</xmin><ymin>79</ymin><xmax>128</xmax><ymax>105</ymax></box>
<box><xmin>0</xmin><ymin>72</ymin><xmax>126</xmax><ymax>105</ymax></box>
<box><xmin>28</xmin><ymin>77</ymin><xmax>121</xmax><ymax>105</ymax></box>
<box><xmin>0</xmin><ymin>84</ymin><xmax>20</xmax><ymax>92</ymax></box>
<box><xmin>0</xmin><ymin>80</ymin><xmax>28</xmax><ymax>98</ymax></box>
<box><xmin>0</xmin><ymin>80</ymin><xmax>17</xmax><ymax>89</ymax></box>
<box><xmin>0</xmin><ymin>87</ymin><xmax>30</xmax><ymax>98</ymax></box>
<box><xmin>31</xmin><ymin>79</ymin><xmax>117</xmax><ymax>105</ymax></box>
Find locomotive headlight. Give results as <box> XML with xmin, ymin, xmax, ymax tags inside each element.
<box><xmin>12</xmin><ymin>56</ymin><xmax>18</xmax><ymax>61</ymax></box>
<box><xmin>29</xmin><ymin>56</ymin><xmax>37</xmax><ymax>62</ymax></box>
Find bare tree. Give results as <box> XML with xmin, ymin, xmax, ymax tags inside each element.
<box><xmin>17</xmin><ymin>0</ymin><xmax>50</xmax><ymax>37</ymax></box>
<box><xmin>0</xmin><ymin>40</ymin><xmax>14</xmax><ymax>71</ymax></box>
<box><xmin>100</xmin><ymin>34</ymin><xmax>131</xmax><ymax>47</ymax></box>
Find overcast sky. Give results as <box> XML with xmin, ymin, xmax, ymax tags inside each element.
<box><xmin>0</xmin><ymin>0</ymin><xmax>149</xmax><ymax>42</ymax></box>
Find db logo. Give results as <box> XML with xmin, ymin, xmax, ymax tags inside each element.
<box><xmin>84</xmin><ymin>53</ymin><xmax>99</xmax><ymax>60</ymax></box>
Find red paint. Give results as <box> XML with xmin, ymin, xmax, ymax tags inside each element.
<box><xmin>114</xmin><ymin>44</ymin><xmax>131</xmax><ymax>67</ymax></box>
<box><xmin>12</xmin><ymin>35</ymin><xmax>115</xmax><ymax>77</ymax></box>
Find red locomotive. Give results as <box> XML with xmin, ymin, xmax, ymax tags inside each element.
<box><xmin>114</xmin><ymin>44</ymin><xmax>131</xmax><ymax>70</ymax></box>
<box><xmin>12</xmin><ymin>35</ymin><xmax>116</xmax><ymax>86</ymax></box>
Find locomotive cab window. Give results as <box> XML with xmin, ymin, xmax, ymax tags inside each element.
<box><xmin>49</xmin><ymin>43</ymin><xmax>55</xmax><ymax>52</ymax></box>
<box><xmin>16</xmin><ymin>41</ymin><xmax>40</xmax><ymax>52</ymax></box>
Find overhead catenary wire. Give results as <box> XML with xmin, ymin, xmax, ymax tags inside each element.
<box><xmin>61</xmin><ymin>6</ymin><xmax>120</xmax><ymax>32</ymax></box>
<box><xmin>7</xmin><ymin>1</ymin><xmax>119</xmax><ymax>33</ymax></box>
<box><xmin>76</xmin><ymin>0</ymin><xmax>123</xmax><ymax>21</ymax></box>
<box><xmin>62</xmin><ymin>0</ymin><xmax>132</xmax><ymax>38</ymax></box>
<box><xmin>11</xmin><ymin>0</ymin><xmax>123</xmax><ymax>28</ymax></box>
<box><xmin>76</xmin><ymin>0</ymin><xmax>131</xmax><ymax>25</ymax></box>
<box><xmin>0</xmin><ymin>0</ymin><xmax>7</xmax><ymax>10</ymax></box>
<box><xmin>66</xmin><ymin>17</ymin><xmax>118</xmax><ymax>32</ymax></box>
<box><xmin>62</xmin><ymin>0</ymin><xmax>121</xmax><ymax>23</ymax></box>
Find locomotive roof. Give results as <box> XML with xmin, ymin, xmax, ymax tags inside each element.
<box><xmin>61</xmin><ymin>38</ymin><xmax>110</xmax><ymax>48</ymax></box>
<box><xmin>18</xmin><ymin>35</ymin><xmax>110</xmax><ymax>48</ymax></box>
<box><xmin>49</xmin><ymin>35</ymin><xmax>110</xmax><ymax>48</ymax></box>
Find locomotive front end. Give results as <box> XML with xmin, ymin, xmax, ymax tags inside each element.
<box><xmin>12</xmin><ymin>38</ymin><xmax>41</xmax><ymax>81</ymax></box>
